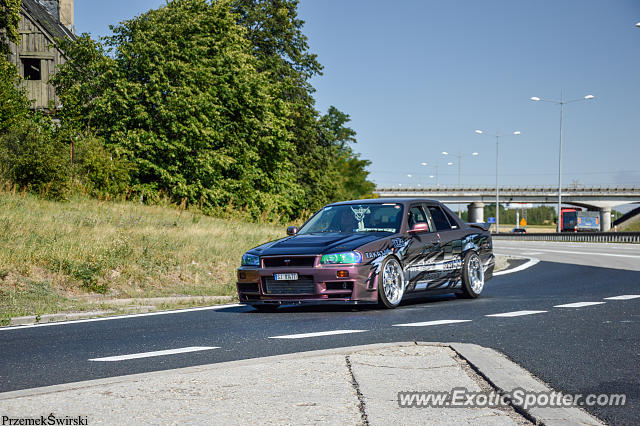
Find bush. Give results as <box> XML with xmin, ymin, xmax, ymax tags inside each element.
<box><xmin>0</xmin><ymin>117</ymin><xmax>71</xmax><ymax>200</ymax></box>
<box><xmin>72</xmin><ymin>135</ymin><xmax>131</xmax><ymax>198</ymax></box>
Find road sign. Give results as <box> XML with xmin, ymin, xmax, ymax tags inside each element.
<box><xmin>520</xmin><ymin>218</ymin><xmax>527</xmax><ymax>227</ymax></box>
<box><xmin>487</xmin><ymin>217</ymin><xmax>496</xmax><ymax>224</ymax></box>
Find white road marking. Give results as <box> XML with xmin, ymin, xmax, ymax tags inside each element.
<box><xmin>522</xmin><ymin>252</ymin><xmax>543</xmax><ymax>255</ymax></box>
<box><xmin>554</xmin><ymin>302</ymin><xmax>606</xmax><ymax>308</ymax></box>
<box><xmin>269</xmin><ymin>330</ymin><xmax>367</xmax><ymax>339</ymax></box>
<box><xmin>486</xmin><ymin>310</ymin><xmax>547</xmax><ymax>317</ymax></box>
<box><xmin>393</xmin><ymin>320</ymin><xmax>471</xmax><ymax>327</ymax></box>
<box><xmin>89</xmin><ymin>346</ymin><xmax>219</xmax><ymax>362</ymax></box>
<box><xmin>0</xmin><ymin>304</ymin><xmax>246</xmax><ymax>332</ymax></box>
<box><xmin>492</xmin><ymin>257</ymin><xmax>540</xmax><ymax>276</ymax></box>
<box><xmin>505</xmin><ymin>248</ymin><xmax>640</xmax><ymax>259</ymax></box>
<box><xmin>604</xmin><ymin>295</ymin><xmax>640</xmax><ymax>300</ymax></box>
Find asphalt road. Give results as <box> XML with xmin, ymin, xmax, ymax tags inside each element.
<box><xmin>494</xmin><ymin>239</ymin><xmax>640</xmax><ymax>271</ymax></box>
<box><xmin>1</xmin><ymin>241</ymin><xmax>639</xmax><ymax>425</ymax></box>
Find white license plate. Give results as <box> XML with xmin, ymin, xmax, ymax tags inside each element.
<box><xmin>274</xmin><ymin>273</ymin><xmax>298</xmax><ymax>281</ymax></box>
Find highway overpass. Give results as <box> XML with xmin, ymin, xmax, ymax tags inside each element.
<box><xmin>374</xmin><ymin>186</ymin><xmax>640</xmax><ymax>231</ymax></box>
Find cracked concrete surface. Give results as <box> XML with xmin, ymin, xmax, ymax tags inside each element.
<box><xmin>1</xmin><ymin>342</ymin><xmax>596</xmax><ymax>425</ymax></box>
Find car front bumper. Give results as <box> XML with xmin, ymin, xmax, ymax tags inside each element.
<box><xmin>237</xmin><ymin>259</ymin><xmax>378</xmax><ymax>304</ymax></box>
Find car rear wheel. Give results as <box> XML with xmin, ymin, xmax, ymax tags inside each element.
<box><xmin>458</xmin><ymin>251</ymin><xmax>485</xmax><ymax>299</ymax></box>
<box><xmin>378</xmin><ymin>257</ymin><xmax>405</xmax><ymax>308</ymax></box>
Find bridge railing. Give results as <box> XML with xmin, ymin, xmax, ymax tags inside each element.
<box><xmin>492</xmin><ymin>232</ymin><xmax>640</xmax><ymax>243</ymax></box>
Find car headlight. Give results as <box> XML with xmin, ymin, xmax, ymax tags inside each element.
<box><xmin>241</xmin><ymin>253</ymin><xmax>260</xmax><ymax>266</ymax></box>
<box><xmin>320</xmin><ymin>251</ymin><xmax>362</xmax><ymax>265</ymax></box>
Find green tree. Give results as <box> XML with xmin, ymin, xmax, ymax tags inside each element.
<box><xmin>0</xmin><ymin>60</ymin><xmax>30</xmax><ymax>134</ymax></box>
<box><xmin>317</xmin><ymin>106</ymin><xmax>374</xmax><ymax>201</ymax></box>
<box><xmin>53</xmin><ymin>0</ymin><xmax>302</xmax><ymax>219</ymax></box>
<box><xmin>0</xmin><ymin>0</ymin><xmax>21</xmax><ymax>56</ymax></box>
<box><xmin>232</xmin><ymin>0</ymin><xmax>334</xmax><ymax>211</ymax></box>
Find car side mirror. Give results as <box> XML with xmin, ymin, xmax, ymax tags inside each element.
<box><xmin>408</xmin><ymin>223</ymin><xmax>429</xmax><ymax>233</ymax></box>
<box><xmin>287</xmin><ymin>226</ymin><xmax>298</xmax><ymax>236</ymax></box>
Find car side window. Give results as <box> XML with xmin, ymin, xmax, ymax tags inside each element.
<box><xmin>441</xmin><ymin>208</ymin><xmax>459</xmax><ymax>230</ymax></box>
<box><xmin>408</xmin><ymin>205</ymin><xmax>430</xmax><ymax>230</ymax></box>
<box><xmin>427</xmin><ymin>205</ymin><xmax>452</xmax><ymax>231</ymax></box>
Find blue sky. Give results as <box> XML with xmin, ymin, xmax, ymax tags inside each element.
<box><xmin>76</xmin><ymin>0</ymin><xmax>640</xmax><ymax>189</ymax></box>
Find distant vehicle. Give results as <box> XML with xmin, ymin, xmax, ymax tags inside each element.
<box><xmin>562</xmin><ymin>210</ymin><xmax>600</xmax><ymax>232</ymax></box>
<box><xmin>237</xmin><ymin>198</ymin><xmax>495</xmax><ymax>310</ymax></box>
<box><xmin>511</xmin><ymin>228</ymin><xmax>527</xmax><ymax>234</ymax></box>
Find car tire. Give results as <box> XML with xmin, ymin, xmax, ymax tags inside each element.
<box><xmin>378</xmin><ymin>256</ymin><xmax>405</xmax><ymax>309</ymax></box>
<box><xmin>458</xmin><ymin>251</ymin><xmax>485</xmax><ymax>299</ymax></box>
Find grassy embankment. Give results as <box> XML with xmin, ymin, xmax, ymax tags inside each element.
<box><xmin>0</xmin><ymin>191</ymin><xmax>284</xmax><ymax>322</ymax></box>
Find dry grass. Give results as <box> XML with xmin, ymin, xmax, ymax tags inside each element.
<box><xmin>0</xmin><ymin>191</ymin><xmax>283</xmax><ymax>320</ymax></box>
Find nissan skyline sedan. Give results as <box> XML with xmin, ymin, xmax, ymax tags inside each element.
<box><xmin>237</xmin><ymin>198</ymin><xmax>494</xmax><ymax>310</ymax></box>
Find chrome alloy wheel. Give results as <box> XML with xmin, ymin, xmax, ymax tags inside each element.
<box><xmin>382</xmin><ymin>258</ymin><xmax>404</xmax><ymax>305</ymax></box>
<box><xmin>467</xmin><ymin>253</ymin><xmax>485</xmax><ymax>294</ymax></box>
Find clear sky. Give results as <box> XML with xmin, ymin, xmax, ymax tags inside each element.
<box><xmin>75</xmin><ymin>0</ymin><xmax>640</xmax><ymax>190</ymax></box>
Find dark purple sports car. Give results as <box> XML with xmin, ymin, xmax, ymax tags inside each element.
<box><xmin>237</xmin><ymin>198</ymin><xmax>494</xmax><ymax>310</ymax></box>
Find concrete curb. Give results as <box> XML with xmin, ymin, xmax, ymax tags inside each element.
<box><xmin>8</xmin><ymin>310</ymin><xmax>116</xmax><ymax>326</ymax></box>
<box><xmin>0</xmin><ymin>341</ymin><xmax>605</xmax><ymax>425</ymax></box>
<box><xmin>451</xmin><ymin>342</ymin><xmax>603</xmax><ymax>425</ymax></box>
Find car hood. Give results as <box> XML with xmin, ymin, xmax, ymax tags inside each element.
<box><xmin>250</xmin><ymin>232</ymin><xmax>388</xmax><ymax>256</ymax></box>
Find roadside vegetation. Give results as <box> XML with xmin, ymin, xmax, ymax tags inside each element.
<box><xmin>0</xmin><ymin>0</ymin><xmax>376</xmax><ymax>320</ymax></box>
<box><xmin>0</xmin><ymin>0</ymin><xmax>374</xmax><ymax>223</ymax></box>
<box><xmin>0</xmin><ymin>190</ymin><xmax>285</xmax><ymax>321</ymax></box>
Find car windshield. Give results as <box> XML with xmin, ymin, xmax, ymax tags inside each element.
<box><xmin>298</xmin><ymin>203</ymin><xmax>404</xmax><ymax>234</ymax></box>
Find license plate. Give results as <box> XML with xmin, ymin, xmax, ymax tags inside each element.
<box><xmin>274</xmin><ymin>273</ymin><xmax>298</xmax><ymax>281</ymax></box>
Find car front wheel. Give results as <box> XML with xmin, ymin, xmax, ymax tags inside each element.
<box><xmin>378</xmin><ymin>257</ymin><xmax>405</xmax><ymax>308</ymax></box>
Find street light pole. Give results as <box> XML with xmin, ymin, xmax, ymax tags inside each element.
<box><xmin>442</xmin><ymin>151</ymin><xmax>479</xmax><ymax>217</ymax></box>
<box><xmin>531</xmin><ymin>93</ymin><xmax>594</xmax><ymax>233</ymax></box>
<box><xmin>495</xmin><ymin>135</ymin><xmax>499</xmax><ymax>231</ymax></box>
<box><xmin>475</xmin><ymin>130</ymin><xmax>520</xmax><ymax>233</ymax></box>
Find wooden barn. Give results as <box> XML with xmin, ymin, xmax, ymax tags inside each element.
<box><xmin>6</xmin><ymin>0</ymin><xmax>75</xmax><ymax>112</ymax></box>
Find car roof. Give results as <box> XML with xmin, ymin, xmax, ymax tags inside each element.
<box><xmin>327</xmin><ymin>198</ymin><xmax>441</xmax><ymax>206</ymax></box>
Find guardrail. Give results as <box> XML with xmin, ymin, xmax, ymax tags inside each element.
<box><xmin>492</xmin><ymin>232</ymin><xmax>640</xmax><ymax>243</ymax></box>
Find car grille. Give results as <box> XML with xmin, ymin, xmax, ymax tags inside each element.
<box><xmin>262</xmin><ymin>256</ymin><xmax>316</xmax><ymax>268</ymax></box>
<box><xmin>263</xmin><ymin>276</ymin><xmax>315</xmax><ymax>294</ymax></box>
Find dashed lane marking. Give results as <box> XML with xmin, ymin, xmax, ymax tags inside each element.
<box><xmin>485</xmin><ymin>310</ymin><xmax>547</xmax><ymax>317</ymax></box>
<box><xmin>392</xmin><ymin>319</ymin><xmax>472</xmax><ymax>327</ymax></box>
<box><xmin>89</xmin><ymin>346</ymin><xmax>219</xmax><ymax>362</ymax></box>
<box><xmin>554</xmin><ymin>302</ymin><xmax>606</xmax><ymax>308</ymax></box>
<box><xmin>604</xmin><ymin>295</ymin><xmax>640</xmax><ymax>300</ymax></box>
<box><xmin>269</xmin><ymin>330</ymin><xmax>368</xmax><ymax>339</ymax></box>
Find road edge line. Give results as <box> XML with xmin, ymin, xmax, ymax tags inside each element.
<box><xmin>0</xmin><ymin>303</ymin><xmax>246</xmax><ymax>331</ymax></box>
<box><xmin>493</xmin><ymin>255</ymin><xmax>540</xmax><ymax>276</ymax></box>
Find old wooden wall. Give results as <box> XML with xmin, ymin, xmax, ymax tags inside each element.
<box><xmin>8</xmin><ymin>11</ymin><xmax>66</xmax><ymax>111</ymax></box>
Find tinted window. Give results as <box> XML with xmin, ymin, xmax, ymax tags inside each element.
<box><xmin>427</xmin><ymin>206</ymin><xmax>452</xmax><ymax>231</ymax></box>
<box><xmin>442</xmin><ymin>208</ymin><xmax>459</xmax><ymax>229</ymax></box>
<box><xmin>299</xmin><ymin>203</ymin><xmax>404</xmax><ymax>234</ymax></box>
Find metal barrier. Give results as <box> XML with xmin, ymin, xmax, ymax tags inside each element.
<box><xmin>492</xmin><ymin>232</ymin><xmax>640</xmax><ymax>243</ymax></box>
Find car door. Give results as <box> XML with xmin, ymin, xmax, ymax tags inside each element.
<box><xmin>402</xmin><ymin>203</ymin><xmax>442</xmax><ymax>291</ymax></box>
<box><xmin>425</xmin><ymin>204</ymin><xmax>464</xmax><ymax>287</ymax></box>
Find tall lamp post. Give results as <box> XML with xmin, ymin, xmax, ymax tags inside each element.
<box><xmin>442</xmin><ymin>151</ymin><xmax>479</xmax><ymax>217</ymax></box>
<box><xmin>475</xmin><ymin>130</ymin><xmax>520</xmax><ymax>233</ymax></box>
<box><xmin>421</xmin><ymin>162</ymin><xmax>441</xmax><ymax>186</ymax></box>
<box><xmin>530</xmin><ymin>93</ymin><xmax>594</xmax><ymax>233</ymax></box>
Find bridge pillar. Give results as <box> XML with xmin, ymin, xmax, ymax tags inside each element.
<box><xmin>468</xmin><ymin>202</ymin><xmax>485</xmax><ymax>223</ymax></box>
<box><xmin>599</xmin><ymin>207</ymin><xmax>612</xmax><ymax>232</ymax></box>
